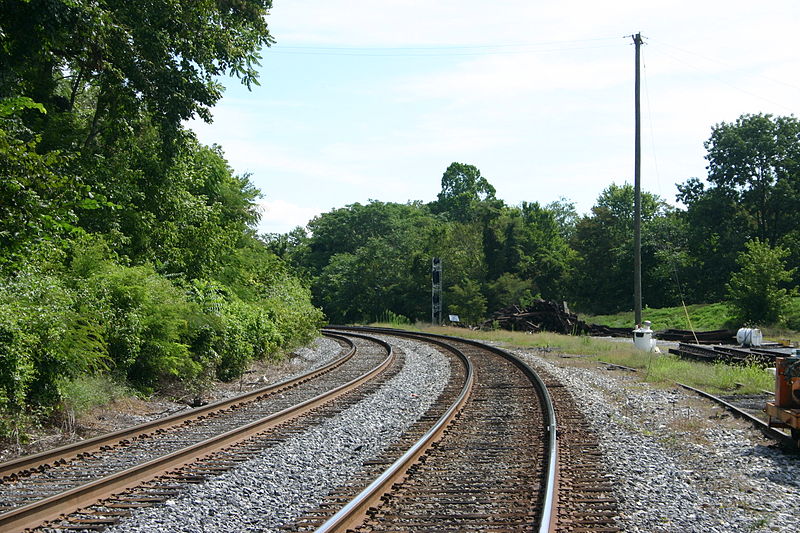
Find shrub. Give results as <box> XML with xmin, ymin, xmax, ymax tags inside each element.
<box><xmin>78</xmin><ymin>263</ymin><xmax>201</xmax><ymax>392</ymax></box>
<box><xmin>726</xmin><ymin>239</ymin><xmax>797</xmax><ymax>326</ymax></box>
<box><xmin>57</xmin><ymin>375</ymin><xmax>131</xmax><ymax>433</ymax></box>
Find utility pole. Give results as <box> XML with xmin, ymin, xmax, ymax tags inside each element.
<box><xmin>632</xmin><ymin>32</ymin><xmax>643</xmax><ymax>327</ymax></box>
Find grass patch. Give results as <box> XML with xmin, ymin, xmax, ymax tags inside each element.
<box><xmin>58</xmin><ymin>375</ymin><xmax>132</xmax><ymax>419</ymax></box>
<box><xmin>584</xmin><ymin>302</ymin><xmax>734</xmax><ymax>331</ymax></box>
<box><xmin>374</xmin><ymin>324</ymin><xmax>774</xmax><ymax>395</ymax></box>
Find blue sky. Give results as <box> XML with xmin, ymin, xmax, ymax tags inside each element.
<box><xmin>189</xmin><ymin>1</ymin><xmax>800</xmax><ymax>235</ymax></box>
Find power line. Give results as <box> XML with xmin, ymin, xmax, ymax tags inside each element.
<box><xmin>649</xmin><ymin>37</ymin><xmax>800</xmax><ymax>93</ymax></box>
<box><xmin>646</xmin><ymin>39</ymin><xmax>799</xmax><ymax>113</ymax></box>
<box><xmin>270</xmin><ymin>36</ymin><xmax>621</xmax><ymax>57</ymax></box>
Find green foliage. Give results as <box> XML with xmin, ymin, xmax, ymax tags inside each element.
<box><xmin>0</xmin><ymin>0</ymin><xmax>326</xmax><ymax>437</ymax></box>
<box><xmin>75</xmin><ymin>260</ymin><xmax>199</xmax><ymax>392</ymax></box>
<box><xmin>433</xmin><ymin>162</ymin><xmax>499</xmax><ymax>222</ymax></box>
<box><xmin>677</xmin><ymin>114</ymin><xmax>800</xmax><ymax>301</ymax></box>
<box><xmin>570</xmin><ymin>183</ymin><xmax>675</xmax><ymax>314</ymax></box>
<box><xmin>376</xmin><ymin>310</ymin><xmax>411</xmax><ymax>326</ymax></box>
<box><xmin>726</xmin><ymin>239</ymin><xmax>796</xmax><ymax>326</ymax></box>
<box><xmin>0</xmin><ymin>0</ymin><xmax>274</xmax><ymax>130</ymax></box>
<box><xmin>0</xmin><ymin>245</ymin><xmax>109</xmax><ymax>428</ymax></box>
<box><xmin>58</xmin><ymin>375</ymin><xmax>130</xmax><ymax>419</ymax></box>
<box><xmin>487</xmin><ymin>273</ymin><xmax>536</xmax><ymax>311</ymax></box>
<box><xmin>305</xmin><ymin>201</ymin><xmax>439</xmax><ymax>324</ymax></box>
<box><xmin>0</xmin><ymin>97</ymin><xmax>86</xmax><ymax>271</ymax></box>
<box><xmin>585</xmin><ymin>302</ymin><xmax>735</xmax><ymax>331</ymax></box>
<box><xmin>446</xmin><ymin>279</ymin><xmax>488</xmax><ymax>325</ymax></box>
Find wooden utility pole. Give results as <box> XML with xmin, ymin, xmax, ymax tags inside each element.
<box><xmin>633</xmin><ymin>32</ymin><xmax>643</xmax><ymax>326</ymax></box>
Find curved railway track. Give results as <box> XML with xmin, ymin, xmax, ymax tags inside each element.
<box><xmin>304</xmin><ymin>328</ymin><xmax>619</xmax><ymax>533</ymax></box>
<box><xmin>1</xmin><ymin>328</ymin><xmax>621</xmax><ymax>532</ymax></box>
<box><xmin>304</xmin><ymin>328</ymin><xmax>559</xmax><ymax>532</ymax></box>
<box><xmin>0</xmin><ymin>332</ymin><xmax>395</xmax><ymax>532</ymax></box>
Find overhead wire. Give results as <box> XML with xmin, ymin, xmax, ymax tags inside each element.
<box><xmin>270</xmin><ymin>36</ymin><xmax>622</xmax><ymax>57</ymax></box>
<box><xmin>645</xmin><ymin>38</ymin><xmax>798</xmax><ymax>114</ymax></box>
<box><xmin>649</xmin><ymin>37</ymin><xmax>800</xmax><ymax>93</ymax></box>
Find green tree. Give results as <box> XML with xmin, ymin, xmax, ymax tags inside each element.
<box><xmin>704</xmin><ymin>114</ymin><xmax>800</xmax><ymax>242</ymax></box>
<box><xmin>487</xmin><ymin>273</ymin><xmax>535</xmax><ymax>311</ymax></box>
<box><xmin>726</xmin><ymin>239</ymin><xmax>796</xmax><ymax>326</ymax></box>
<box><xmin>314</xmin><ymin>207</ymin><xmax>438</xmax><ymax>323</ymax></box>
<box><xmin>570</xmin><ymin>184</ymin><xmax>677</xmax><ymax>314</ymax></box>
<box><xmin>677</xmin><ymin>114</ymin><xmax>800</xmax><ymax>300</ymax></box>
<box><xmin>298</xmin><ymin>201</ymin><xmax>430</xmax><ymax>277</ymax></box>
<box><xmin>0</xmin><ymin>0</ymin><xmax>328</xmax><ymax>434</ymax></box>
<box><xmin>0</xmin><ymin>97</ymin><xmax>88</xmax><ymax>271</ymax></box>
<box><xmin>545</xmin><ymin>197</ymin><xmax>579</xmax><ymax>240</ymax></box>
<box><xmin>0</xmin><ymin>0</ymin><xmax>274</xmax><ymax>137</ymax></box>
<box><xmin>433</xmin><ymin>162</ymin><xmax>499</xmax><ymax>222</ymax></box>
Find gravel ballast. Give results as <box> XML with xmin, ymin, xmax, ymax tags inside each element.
<box><xmin>515</xmin><ymin>349</ymin><xmax>800</xmax><ymax>533</ymax></box>
<box><xmin>104</xmin><ymin>337</ymin><xmax>450</xmax><ymax>533</ymax></box>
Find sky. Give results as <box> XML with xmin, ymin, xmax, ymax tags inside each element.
<box><xmin>189</xmin><ymin>0</ymin><xmax>800</xmax><ymax>235</ymax></box>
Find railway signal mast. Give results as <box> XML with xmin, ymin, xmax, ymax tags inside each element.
<box><xmin>432</xmin><ymin>257</ymin><xmax>442</xmax><ymax>325</ymax></box>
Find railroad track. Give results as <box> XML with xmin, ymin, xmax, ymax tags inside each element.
<box><xmin>0</xmin><ymin>332</ymin><xmax>396</xmax><ymax>532</ymax></box>
<box><xmin>2</xmin><ymin>329</ymin><xmax>622</xmax><ymax>532</ymax></box>
<box><xmin>601</xmin><ymin>360</ymin><xmax>797</xmax><ymax>449</ymax></box>
<box><xmin>299</xmin><ymin>327</ymin><xmax>619</xmax><ymax>532</ymax></box>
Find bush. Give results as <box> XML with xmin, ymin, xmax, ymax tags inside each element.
<box><xmin>77</xmin><ymin>262</ymin><xmax>201</xmax><ymax>393</ymax></box>
<box><xmin>57</xmin><ymin>375</ymin><xmax>131</xmax><ymax>433</ymax></box>
<box><xmin>0</xmin><ymin>235</ymin><xmax>324</xmax><ymax>434</ymax></box>
<box><xmin>0</xmin><ymin>246</ymin><xmax>109</xmax><ymax>437</ymax></box>
<box><xmin>726</xmin><ymin>239</ymin><xmax>797</xmax><ymax>326</ymax></box>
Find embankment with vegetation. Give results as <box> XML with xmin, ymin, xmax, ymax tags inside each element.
<box><xmin>0</xmin><ymin>2</ymin><xmax>323</xmax><ymax>441</ymax></box>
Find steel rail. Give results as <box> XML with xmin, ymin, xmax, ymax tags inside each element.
<box><xmin>318</xmin><ymin>327</ymin><xmax>558</xmax><ymax>533</ymax></box>
<box><xmin>0</xmin><ymin>332</ymin><xmax>355</xmax><ymax>481</ymax></box>
<box><xmin>314</xmin><ymin>330</ymin><xmax>473</xmax><ymax>533</ymax></box>
<box><xmin>0</xmin><ymin>335</ymin><xmax>394</xmax><ymax>532</ymax></box>
<box><xmin>599</xmin><ymin>360</ymin><xmax>795</xmax><ymax>449</ymax></box>
<box><xmin>676</xmin><ymin>382</ymin><xmax>795</xmax><ymax>448</ymax></box>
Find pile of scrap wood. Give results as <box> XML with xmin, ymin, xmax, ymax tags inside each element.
<box><xmin>482</xmin><ymin>300</ymin><xmax>630</xmax><ymax>336</ymax></box>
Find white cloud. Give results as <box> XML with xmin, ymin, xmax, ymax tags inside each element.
<box><xmin>188</xmin><ymin>0</ymin><xmax>800</xmax><ymax>233</ymax></box>
<box><xmin>257</xmin><ymin>199</ymin><xmax>322</xmax><ymax>234</ymax></box>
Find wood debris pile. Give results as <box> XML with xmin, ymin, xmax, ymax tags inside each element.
<box><xmin>481</xmin><ymin>300</ymin><xmax>630</xmax><ymax>337</ymax></box>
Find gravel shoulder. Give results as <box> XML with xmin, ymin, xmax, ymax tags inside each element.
<box><xmin>513</xmin><ymin>347</ymin><xmax>800</xmax><ymax>533</ymax></box>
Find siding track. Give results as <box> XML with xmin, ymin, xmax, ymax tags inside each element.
<box><xmin>0</xmin><ymin>332</ymin><xmax>394</xmax><ymax>532</ymax></box>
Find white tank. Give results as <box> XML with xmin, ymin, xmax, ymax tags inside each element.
<box><xmin>736</xmin><ymin>327</ymin><xmax>763</xmax><ymax>347</ymax></box>
<box><xmin>633</xmin><ymin>321</ymin><xmax>658</xmax><ymax>352</ymax></box>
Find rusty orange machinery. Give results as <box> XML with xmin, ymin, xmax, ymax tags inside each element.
<box><xmin>765</xmin><ymin>356</ymin><xmax>800</xmax><ymax>442</ymax></box>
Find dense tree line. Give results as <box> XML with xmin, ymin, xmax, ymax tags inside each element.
<box><xmin>275</xmin><ymin>113</ymin><xmax>800</xmax><ymax>329</ymax></box>
<box><xmin>0</xmin><ymin>1</ymin><xmax>323</xmax><ymax>437</ymax></box>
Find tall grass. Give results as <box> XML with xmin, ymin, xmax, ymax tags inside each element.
<box><xmin>58</xmin><ymin>375</ymin><xmax>132</xmax><ymax>429</ymax></box>
<box><xmin>386</xmin><ymin>325</ymin><xmax>774</xmax><ymax>395</ymax></box>
<box><xmin>584</xmin><ymin>297</ymin><xmax>800</xmax><ymax>339</ymax></box>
